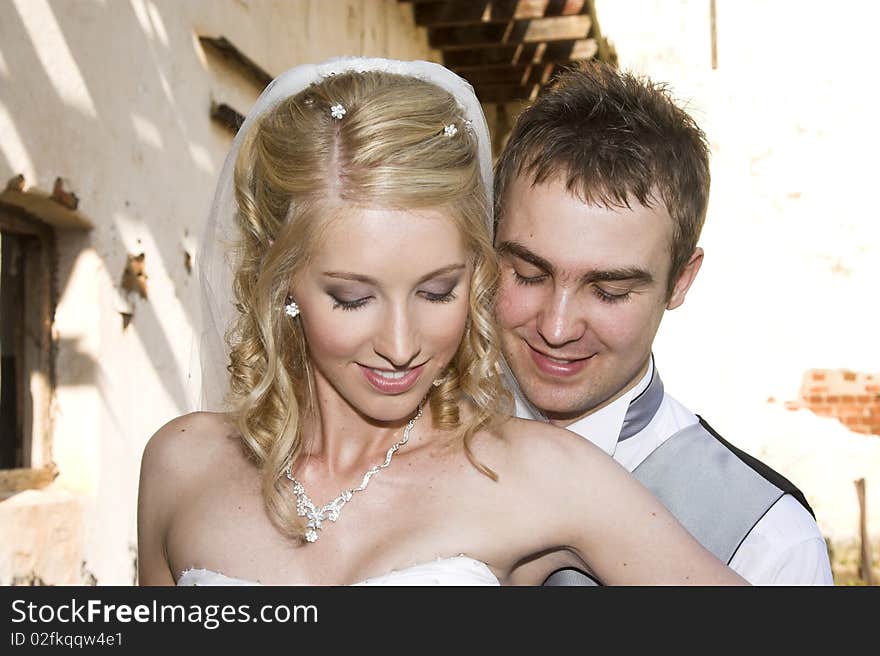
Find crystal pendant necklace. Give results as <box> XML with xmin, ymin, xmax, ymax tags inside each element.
<box><xmin>285</xmin><ymin>404</ymin><xmax>423</xmax><ymax>543</ymax></box>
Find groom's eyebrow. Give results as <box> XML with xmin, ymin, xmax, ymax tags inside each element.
<box><xmin>495</xmin><ymin>241</ymin><xmax>554</xmax><ymax>275</ymax></box>
<box><xmin>581</xmin><ymin>268</ymin><xmax>654</xmax><ymax>286</ymax></box>
<box><xmin>416</xmin><ymin>263</ymin><xmax>466</xmax><ymax>284</ymax></box>
<box><xmin>496</xmin><ymin>240</ymin><xmax>653</xmax><ymax>286</ymax></box>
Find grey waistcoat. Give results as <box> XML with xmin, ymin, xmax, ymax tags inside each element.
<box><xmin>543</xmin><ymin>417</ymin><xmax>813</xmax><ymax>586</ymax></box>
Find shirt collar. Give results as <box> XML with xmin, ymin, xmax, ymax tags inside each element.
<box><xmin>567</xmin><ymin>358</ymin><xmax>653</xmax><ymax>456</ymax></box>
<box><xmin>507</xmin><ymin>356</ymin><xmax>655</xmax><ymax>458</ymax></box>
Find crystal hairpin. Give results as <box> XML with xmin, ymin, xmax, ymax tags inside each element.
<box><xmin>443</xmin><ymin>123</ymin><xmax>458</xmax><ymax>137</ymax></box>
<box><xmin>330</xmin><ymin>104</ymin><xmax>346</xmax><ymax>120</ymax></box>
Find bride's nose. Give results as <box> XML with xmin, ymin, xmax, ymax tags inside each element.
<box><xmin>374</xmin><ymin>301</ymin><xmax>421</xmax><ymax>368</ymax></box>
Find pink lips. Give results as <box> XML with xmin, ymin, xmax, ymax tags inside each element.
<box><xmin>358</xmin><ymin>363</ymin><xmax>425</xmax><ymax>395</ymax></box>
<box><xmin>527</xmin><ymin>344</ymin><xmax>592</xmax><ymax>378</ymax></box>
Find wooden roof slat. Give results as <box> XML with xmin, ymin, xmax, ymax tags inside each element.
<box><xmin>410</xmin><ymin>0</ymin><xmax>587</xmax><ymax>27</ymax></box>
<box><xmin>529</xmin><ymin>0</ymin><xmax>588</xmax><ymax>18</ymax></box>
<box><xmin>453</xmin><ymin>62</ymin><xmax>563</xmax><ymax>87</ymax></box>
<box><xmin>400</xmin><ymin>0</ymin><xmax>608</xmax><ymax>103</ymax></box>
<box><xmin>453</xmin><ymin>63</ymin><xmax>535</xmax><ymax>85</ymax></box>
<box><xmin>429</xmin><ymin>14</ymin><xmax>591</xmax><ymax>49</ymax></box>
<box><xmin>472</xmin><ymin>82</ymin><xmax>538</xmax><ymax>103</ymax></box>
<box><xmin>543</xmin><ymin>37</ymin><xmax>598</xmax><ymax>61</ymax></box>
<box><xmin>413</xmin><ymin>1</ymin><xmax>507</xmax><ymax>27</ymax></box>
<box><xmin>443</xmin><ymin>43</ymin><xmax>531</xmax><ymax>68</ymax></box>
<box><xmin>443</xmin><ymin>38</ymin><xmax>595</xmax><ymax>67</ymax></box>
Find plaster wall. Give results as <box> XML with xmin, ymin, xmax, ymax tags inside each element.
<box><xmin>0</xmin><ymin>0</ymin><xmax>437</xmax><ymax>585</ymax></box>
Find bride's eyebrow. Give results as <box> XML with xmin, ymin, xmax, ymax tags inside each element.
<box><xmin>416</xmin><ymin>263</ymin><xmax>466</xmax><ymax>284</ymax></box>
<box><xmin>322</xmin><ymin>264</ymin><xmax>466</xmax><ymax>285</ymax></box>
<box><xmin>322</xmin><ymin>271</ymin><xmax>375</xmax><ymax>284</ymax></box>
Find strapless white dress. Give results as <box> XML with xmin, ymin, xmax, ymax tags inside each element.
<box><xmin>177</xmin><ymin>555</ymin><xmax>500</xmax><ymax>586</ymax></box>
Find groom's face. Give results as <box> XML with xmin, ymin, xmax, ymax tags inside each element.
<box><xmin>494</xmin><ymin>174</ymin><xmax>683</xmax><ymax>426</ymax></box>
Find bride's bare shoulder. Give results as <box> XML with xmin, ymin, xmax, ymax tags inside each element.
<box><xmin>140</xmin><ymin>412</ymin><xmax>241</xmax><ymax>482</ymax></box>
<box><xmin>137</xmin><ymin>412</ymin><xmax>245</xmax><ymax>583</ymax></box>
<box><xmin>477</xmin><ymin>415</ymin><xmax>612</xmax><ymax>475</ymax></box>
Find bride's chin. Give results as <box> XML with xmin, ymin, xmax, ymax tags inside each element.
<box><xmin>352</xmin><ymin>393</ymin><xmax>430</xmax><ymax>426</ymax></box>
<box><xmin>313</xmin><ymin>370</ymin><xmax>427</xmax><ymax>420</ymax></box>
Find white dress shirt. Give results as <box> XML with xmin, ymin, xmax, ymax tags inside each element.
<box><xmin>511</xmin><ymin>358</ymin><xmax>834</xmax><ymax>585</ymax></box>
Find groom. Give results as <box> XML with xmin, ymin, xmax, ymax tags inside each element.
<box><xmin>493</xmin><ymin>63</ymin><xmax>832</xmax><ymax>584</ymax></box>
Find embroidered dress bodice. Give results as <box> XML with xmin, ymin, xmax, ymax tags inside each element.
<box><xmin>177</xmin><ymin>555</ymin><xmax>499</xmax><ymax>586</ymax></box>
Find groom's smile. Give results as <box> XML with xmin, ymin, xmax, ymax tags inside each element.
<box><xmin>494</xmin><ymin>174</ymin><xmax>677</xmax><ymax>426</ymax></box>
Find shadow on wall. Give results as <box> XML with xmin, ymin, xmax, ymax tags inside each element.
<box><xmin>0</xmin><ymin>0</ymin><xmax>225</xmax><ymax>417</ymax></box>
<box><xmin>0</xmin><ymin>0</ymin><xmax>246</xmax><ymax>585</ymax></box>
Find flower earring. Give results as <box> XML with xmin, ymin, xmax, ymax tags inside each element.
<box><xmin>285</xmin><ymin>299</ymin><xmax>300</xmax><ymax>319</ymax></box>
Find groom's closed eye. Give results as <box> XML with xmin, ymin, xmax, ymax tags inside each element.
<box><xmin>496</xmin><ymin>241</ymin><xmax>555</xmax><ymax>275</ymax></box>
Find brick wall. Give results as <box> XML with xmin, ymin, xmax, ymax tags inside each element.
<box><xmin>788</xmin><ymin>369</ymin><xmax>880</xmax><ymax>436</ymax></box>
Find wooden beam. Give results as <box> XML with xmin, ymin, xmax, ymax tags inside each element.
<box><xmin>710</xmin><ymin>0</ymin><xmax>718</xmax><ymax>69</ymax></box>
<box><xmin>472</xmin><ymin>82</ymin><xmax>538</xmax><ymax>103</ymax></box>
<box><xmin>414</xmin><ymin>0</ymin><xmax>502</xmax><ymax>27</ymax></box>
<box><xmin>210</xmin><ymin>101</ymin><xmax>245</xmax><ymax>135</ymax></box>
<box><xmin>410</xmin><ymin>0</ymin><xmax>588</xmax><ymax>27</ymax></box>
<box><xmin>583</xmin><ymin>0</ymin><xmax>615</xmax><ymax>65</ymax></box>
<box><xmin>544</xmin><ymin>37</ymin><xmax>598</xmax><ymax>61</ymax></box>
<box><xmin>0</xmin><ymin>189</ymin><xmax>93</xmax><ymax>231</ymax></box>
<box><xmin>442</xmin><ymin>38</ymin><xmax>596</xmax><ymax>67</ymax></box>
<box><xmin>855</xmin><ymin>478</ymin><xmax>874</xmax><ymax>585</ymax></box>
<box><xmin>454</xmin><ymin>63</ymin><xmax>533</xmax><ymax>85</ymax></box>
<box><xmin>444</xmin><ymin>44</ymin><xmax>528</xmax><ymax>68</ymax></box>
<box><xmin>199</xmin><ymin>36</ymin><xmax>273</xmax><ymax>89</ymax></box>
<box><xmin>453</xmin><ymin>62</ymin><xmax>562</xmax><ymax>86</ymax></box>
<box><xmin>0</xmin><ymin>465</ymin><xmax>57</xmax><ymax>500</ymax></box>
<box><xmin>534</xmin><ymin>0</ymin><xmax>589</xmax><ymax>18</ymax></box>
<box><xmin>429</xmin><ymin>14</ymin><xmax>591</xmax><ymax>49</ymax></box>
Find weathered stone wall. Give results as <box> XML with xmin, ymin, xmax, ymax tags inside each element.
<box><xmin>0</xmin><ymin>0</ymin><xmax>437</xmax><ymax>585</ymax></box>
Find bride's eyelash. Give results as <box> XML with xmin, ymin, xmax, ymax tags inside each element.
<box><xmin>331</xmin><ymin>296</ymin><xmax>370</xmax><ymax>311</ymax></box>
<box><xmin>330</xmin><ymin>289</ymin><xmax>457</xmax><ymax>309</ymax></box>
<box><xmin>421</xmin><ymin>289</ymin><xmax>457</xmax><ymax>303</ymax></box>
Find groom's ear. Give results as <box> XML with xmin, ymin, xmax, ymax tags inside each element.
<box><xmin>666</xmin><ymin>248</ymin><xmax>703</xmax><ymax>310</ymax></box>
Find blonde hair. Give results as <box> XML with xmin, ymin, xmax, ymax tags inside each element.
<box><xmin>228</xmin><ymin>71</ymin><xmax>510</xmax><ymax>541</ymax></box>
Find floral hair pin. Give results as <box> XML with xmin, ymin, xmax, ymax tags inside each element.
<box><xmin>443</xmin><ymin>123</ymin><xmax>458</xmax><ymax>137</ymax></box>
<box><xmin>330</xmin><ymin>103</ymin><xmax>346</xmax><ymax>120</ymax></box>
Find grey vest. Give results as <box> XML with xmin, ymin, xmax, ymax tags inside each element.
<box><xmin>543</xmin><ymin>417</ymin><xmax>814</xmax><ymax>586</ymax></box>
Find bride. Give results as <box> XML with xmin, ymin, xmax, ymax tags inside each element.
<box><xmin>136</xmin><ymin>57</ymin><xmax>745</xmax><ymax>586</ymax></box>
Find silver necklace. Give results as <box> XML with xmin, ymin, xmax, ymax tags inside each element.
<box><xmin>286</xmin><ymin>404</ymin><xmax>423</xmax><ymax>543</ymax></box>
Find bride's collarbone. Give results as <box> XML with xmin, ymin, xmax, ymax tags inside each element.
<box><xmin>167</xmin><ymin>463</ymin><xmax>494</xmax><ymax>585</ymax></box>
<box><xmin>166</xmin><ymin>425</ymin><xmax>531</xmax><ymax>584</ymax></box>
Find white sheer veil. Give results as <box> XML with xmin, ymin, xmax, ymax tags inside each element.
<box><xmin>190</xmin><ymin>57</ymin><xmax>494</xmax><ymax>412</ymax></box>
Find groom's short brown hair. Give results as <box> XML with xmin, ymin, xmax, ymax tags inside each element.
<box><xmin>494</xmin><ymin>63</ymin><xmax>711</xmax><ymax>295</ymax></box>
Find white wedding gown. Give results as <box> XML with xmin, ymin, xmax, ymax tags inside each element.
<box><xmin>177</xmin><ymin>555</ymin><xmax>500</xmax><ymax>586</ymax></box>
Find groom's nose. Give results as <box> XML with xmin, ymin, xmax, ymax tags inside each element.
<box><xmin>536</xmin><ymin>287</ymin><xmax>585</xmax><ymax>348</ymax></box>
